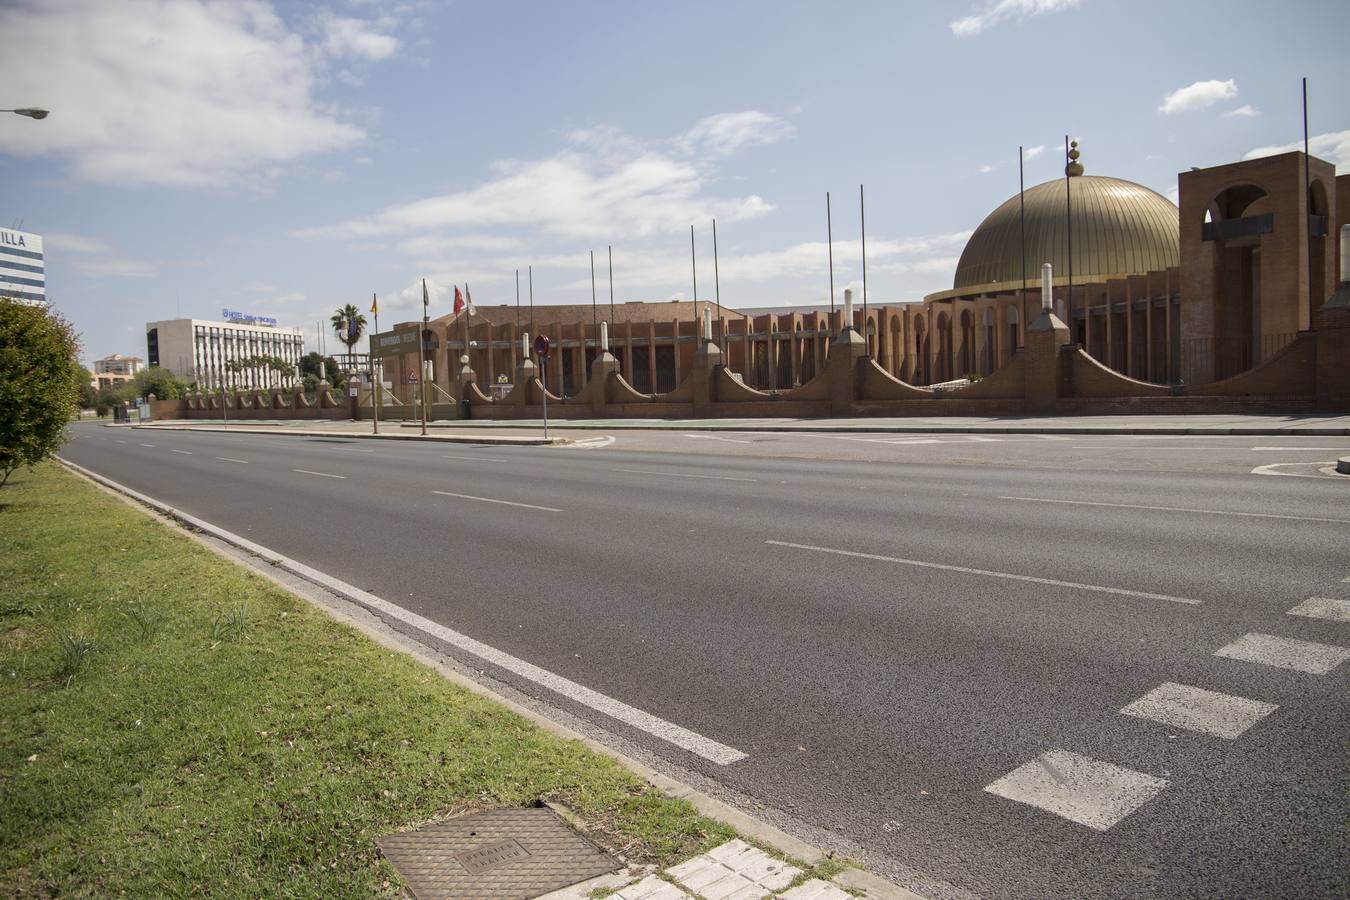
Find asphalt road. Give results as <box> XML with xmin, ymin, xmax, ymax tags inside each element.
<box><xmin>62</xmin><ymin>423</ymin><xmax>1350</xmax><ymax>899</ymax></box>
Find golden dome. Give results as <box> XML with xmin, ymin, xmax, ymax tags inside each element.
<box><xmin>948</xmin><ymin>175</ymin><xmax>1178</xmax><ymax>295</ymax></box>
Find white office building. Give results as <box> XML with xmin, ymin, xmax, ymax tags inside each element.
<box><xmin>0</xmin><ymin>228</ymin><xmax>46</xmax><ymax>306</ymax></box>
<box><xmin>146</xmin><ymin>313</ymin><xmax>305</xmax><ymax>389</ymax></box>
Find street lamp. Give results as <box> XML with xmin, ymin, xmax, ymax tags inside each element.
<box><xmin>2</xmin><ymin>108</ymin><xmax>49</xmax><ymax>119</ymax></box>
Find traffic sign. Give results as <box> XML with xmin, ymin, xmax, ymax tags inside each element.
<box><xmin>534</xmin><ymin>334</ymin><xmax>550</xmax><ymax>357</ymax></box>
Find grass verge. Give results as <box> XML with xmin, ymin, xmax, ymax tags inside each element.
<box><xmin>0</xmin><ymin>461</ymin><xmax>740</xmax><ymax>896</ymax></box>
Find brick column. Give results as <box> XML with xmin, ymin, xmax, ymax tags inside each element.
<box><xmin>1024</xmin><ymin>308</ymin><xmax>1070</xmax><ymax>413</ymax></box>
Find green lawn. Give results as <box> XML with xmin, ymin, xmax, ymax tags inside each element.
<box><xmin>0</xmin><ymin>462</ymin><xmax>737</xmax><ymax>896</ymax></box>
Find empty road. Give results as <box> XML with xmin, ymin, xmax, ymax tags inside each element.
<box><xmin>62</xmin><ymin>423</ymin><xmax>1350</xmax><ymax>899</ymax></box>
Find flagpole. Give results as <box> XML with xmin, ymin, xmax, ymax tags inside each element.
<box><xmin>372</xmin><ymin>292</ymin><xmax>380</xmax><ymax>435</ymax></box>
<box><xmin>419</xmin><ymin>278</ymin><xmax>429</xmax><ymax>436</ymax></box>
<box><xmin>712</xmin><ymin>219</ymin><xmax>722</xmax><ymax>352</ymax></box>
<box><xmin>590</xmin><ymin>250</ymin><xmax>598</xmax><ymax>353</ymax></box>
<box><xmin>608</xmin><ymin>245</ymin><xmax>615</xmax><ymax>323</ymax></box>
<box><xmin>690</xmin><ymin>224</ymin><xmax>698</xmax><ymax>311</ymax></box>
<box><xmin>1019</xmin><ymin>146</ymin><xmax>1028</xmax><ymax>341</ymax></box>
<box><xmin>860</xmin><ymin>183</ymin><xmax>869</xmax><ymax>355</ymax></box>
<box><xmin>827</xmin><ymin>192</ymin><xmax>836</xmax><ymax>337</ymax></box>
<box><xmin>1065</xmin><ymin>135</ymin><xmax>1073</xmax><ymax>341</ymax></box>
<box><xmin>463</xmin><ymin>283</ymin><xmax>471</xmax><ymax>371</ymax></box>
<box><xmin>1304</xmin><ymin>76</ymin><xmax>1313</xmax><ymax>314</ymax></box>
<box><xmin>528</xmin><ymin>265</ymin><xmax>535</xmax><ymax>342</ymax></box>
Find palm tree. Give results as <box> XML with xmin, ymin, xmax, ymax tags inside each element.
<box><xmin>330</xmin><ymin>304</ymin><xmax>368</xmax><ymax>369</ymax></box>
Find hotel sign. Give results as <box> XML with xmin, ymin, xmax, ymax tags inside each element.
<box><xmin>222</xmin><ymin>308</ymin><xmax>278</xmax><ymax>327</ymax></box>
<box><xmin>370</xmin><ymin>329</ymin><xmax>420</xmax><ymax>357</ymax></box>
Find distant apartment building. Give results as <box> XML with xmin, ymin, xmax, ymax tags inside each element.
<box><xmin>146</xmin><ymin>313</ymin><xmax>305</xmax><ymax>388</ymax></box>
<box><xmin>0</xmin><ymin>228</ymin><xmax>45</xmax><ymax>306</ymax></box>
<box><xmin>90</xmin><ymin>354</ymin><xmax>143</xmax><ymax>391</ymax></box>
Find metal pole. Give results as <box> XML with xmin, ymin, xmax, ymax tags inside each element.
<box><xmin>712</xmin><ymin>219</ymin><xmax>722</xmax><ymax>351</ymax></box>
<box><xmin>1065</xmin><ymin>135</ymin><xmax>1073</xmax><ymax>341</ymax></box>
<box><xmin>372</xmin><ymin>294</ymin><xmax>380</xmax><ymax>435</ymax></box>
<box><xmin>1020</xmin><ymin>146</ymin><xmax>1028</xmax><ymax>339</ymax></box>
<box><xmin>528</xmin><ymin>265</ymin><xmax>535</xmax><ymax>340</ymax></box>
<box><xmin>541</xmin><ymin>354</ymin><xmax>549</xmax><ymax>441</ymax></box>
<box><xmin>827</xmin><ymin>191</ymin><xmax>836</xmax><ymax>337</ymax></box>
<box><xmin>419</xmin><ymin>279</ymin><xmax>429</xmax><ymax>436</ymax></box>
<box><xmin>590</xmin><ymin>250</ymin><xmax>597</xmax><ymax>353</ymax></box>
<box><xmin>860</xmin><ymin>184</ymin><xmax>869</xmax><ymax>357</ymax></box>
<box><xmin>1304</xmin><ymin>76</ymin><xmax>1314</xmax><ymax>314</ymax></box>
<box><xmin>690</xmin><ymin>224</ymin><xmax>698</xmax><ymax>306</ymax></box>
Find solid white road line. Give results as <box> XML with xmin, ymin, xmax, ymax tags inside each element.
<box><xmin>1214</xmin><ymin>633</ymin><xmax>1350</xmax><ymax>674</ymax></box>
<box><xmin>215</xmin><ymin>457</ymin><xmax>249</xmax><ymax>464</ymax></box>
<box><xmin>442</xmin><ymin>454</ymin><xmax>510</xmax><ymax>462</ymax></box>
<box><xmin>765</xmin><ymin>540</ymin><xmax>1200</xmax><ymax>605</ymax></box>
<box><xmin>1120</xmin><ymin>682</ymin><xmax>1277</xmax><ymax>739</ymax></box>
<box><xmin>1286</xmin><ymin>597</ymin><xmax>1350</xmax><ymax>623</ymax></box>
<box><xmin>569</xmin><ymin>435</ymin><xmax>616</xmax><ymax>448</ymax></box>
<box><xmin>613</xmin><ymin>467</ymin><xmax>758</xmax><ymax>482</ymax></box>
<box><xmin>1251</xmin><ymin>446</ymin><xmax>1350</xmax><ymax>451</ymax></box>
<box><xmin>293</xmin><ymin>468</ymin><xmax>346</xmax><ymax>479</ymax></box>
<box><xmin>999</xmin><ymin>495</ymin><xmax>1350</xmax><ymax>525</ymax></box>
<box><xmin>54</xmin><ymin>457</ymin><xmax>745</xmax><ymax>766</ymax></box>
<box><xmin>139</xmin><ymin>443</ymin><xmax>155</xmax><ymax>447</ymax></box>
<box><xmin>432</xmin><ymin>490</ymin><xmax>561</xmax><ymax>512</ymax></box>
<box><xmin>1251</xmin><ymin>461</ymin><xmax>1335</xmax><ymax>478</ymax></box>
<box><xmin>170</xmin><ymin>449</ymin><xmax>192</xmax><ymax>455</ymax></box>
<box><xmin>983</xmin><ymin>750</ymin><xmax>1168</xmax><ymax>832</ymax></box>
<box><xmin>683</xmin><ymin>434</ymin><xmax>753</xmax><ymax>443</ymax></box>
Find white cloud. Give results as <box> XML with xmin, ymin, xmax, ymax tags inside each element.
<box><xmin>977</xmin><ymin>163</ymin><xmax>1001</xmax><ymax>174</ymax></box>
<box><xmin>950</xmin><ymin>0</ymin><xmax>1079</xmax><ymax>37</ymax></box>
<box><xmin>1222</xmin><ymin>104</ymin><xmax>1261</xmax><ymax>118</ymax></box>
<box><xmin>1024</xmin><ymin>145</ymin><xmax>1045</xmax><ymax>159</ymax></box>
<box><xmin>1243</xmin><ymin>129</ymin><xmax>1350</xmax><ymax>168</ymax></box>
<box><xmin>296</xmin><ymin>113</ymin><xmax>787</xmax><ymax>241</ymax></box>
<box><xmin>1158</xmin><ymin>79</ymin><xmax>1238</xmax><ymax>115</ymax></box>
<box><xmin>678</xmin><ymin>111</ymin><xmax>794</xmax><ymax>157</ymax></box>
<box><xmin>47</xmin><ymin>231</ymin><xmax>156</xmax><ymax>276</ymax></box>
<box><xmin>0</xmin><ymin>0</ymin><xmax>378</xmax><ymax>187</ymax></box>
<box><xmin>318</xmin><ymin>14</ymin><xmax>399</xmax><ymax>61</ymax></box>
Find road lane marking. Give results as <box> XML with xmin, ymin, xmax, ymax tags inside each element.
<box><xmin>115</xmin><ymin>440</ymin><xmax>127</xmax><ymax>443</ymax></box>
<box><xmin>613</xmin><ymin>467</ymin><xmax>757</xmax><ymax>482</ymax></box>
<box><xmin>765</xmin><ymin>540</ymin><xmax>1200</xmax><ymax>605</ymax></box>
<box><xmin>983</xmin><ymin>750</ymin><xmax>1167</xmax><ymax>831</ymax></box>
<box><xmin>293</xmin><ymin>468</ymin><xmax>346</xmax><ymax>479</ymax></box>
<box><xmin>1214</xmin><ymin>633</ymin><xmax>1350</xmax><ymax>674</ymax></box>
<box><xmin>138</xmin><ymin>443</ymin><xmax>155</xmax><ymax>447</ymax></box>
<box><xmin>1251</xmin><ymin>461</ymin><xmax>1335</xmax><ymax>478</ymax></box>
<box><xmin>1251</xmin><ymin>446</ymin><xmax>1350</xmax><ymax>451</ymax></box>
<box><xmin>53</xmin><ymin>456</ymin><xmax>744</xmax><ymax>766</ymax></box>
<box><xmin>442</xmin><ymin>454</ymin><xmax>509</xmax><ymax>462</ymax></box>
<box><xmin>215</xmin><ymin>457</ymin><xmax>249</xmax><ymax>464</ymax></box>
<box><xmin>1286</xmin><ymin>597</ymin><xmax>1350</xmax><ymax>623</ymax></box>
<box><xmin>1120</xmin><ymin>682</ymin><xmax>1277</xmax><ymax>739</ymax></box>
<box><xmin>170</xmin><ymin>449</ymin><xmax>192</xmax><ymax>455</ymax></box>
<box><xmin>1070</xmin><ymin>446</ymin><xmax>1240</xmax><ymax>450</ymax></box>
<box><xmin>432</xmin><ymin>490</ymin><xmax>561</xmax><ymax>512</ymax></box>
<box><xmin>999</xmin><ymin>495</ymin><xmax>1350</xmax><ymax>525</ymax></box>
<box><xmin>683</xmin><ymin>434</ymin><xmax>753</xmax><ymax>443</ymax></box>
<box><xmin>568</xmin><ymin>435</ymin><xmax>616</xmax><ymax>448</ymax></box>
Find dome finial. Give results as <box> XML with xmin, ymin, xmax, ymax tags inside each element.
<box><xmin>1065</xmin><ymin>139</ymin><xmax>1084</xmax><ymax>177</ymax></box>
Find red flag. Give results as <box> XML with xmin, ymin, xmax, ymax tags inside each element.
<box><xmin>453</xmin><ymin>286</ymin><xmax>465</xmax><ymax>314</ymax></box>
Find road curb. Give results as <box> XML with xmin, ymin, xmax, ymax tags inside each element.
<box><xmin>131</xmin><ymin>423</ymin><xmax>566</xmax><ymax>446</ymax></box>
<box><xmin>420</xmin><ymin>420</ymin><xmax>1350</xmax><ymax>437</ymax></box>
<box><xmin>54</xmin><ymin>456</ymin><xmax>926</xmax><ymax>900</ymax></box>
<box><xmin>1338</xmin><ymin>456</ymin><xmax>1350</xmax><ymax>475</ymax></box>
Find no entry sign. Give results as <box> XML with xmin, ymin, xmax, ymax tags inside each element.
<box><xmin>534</xmin><ymin>335</ymin><xmax>550</xmax><ymax>357</ymax></box>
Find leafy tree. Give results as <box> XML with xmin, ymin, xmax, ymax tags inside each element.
<box><xmin>298</xmin><ymin>351</ymin><xmax>345</xmax><ymax>390</ymax></box>
<box><xmin>134</xmin><ymin>366</ymin><xmax>186</xmax><ymax>400</ymax></box>
<box><xmin>0</xmin><ymin>299</ymin><xmax>83</xmax><ymax>487</ymax></box>
<box><xmin>76</xmin><ymin>365</ymin><xmax>97</xmax><ymax>408</ymax></box>
<box><xmin>330</xmin><ymin>304</ymin><xmax>367</xmax><ymax>359</ymax></box>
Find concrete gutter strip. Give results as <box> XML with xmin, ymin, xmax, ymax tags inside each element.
<box><xmin>417</xmin><ymin>421</ymin><xmax>1350</xmax><ymax>436</ymax></box>
<box><xmin>55</xmin><ymin>456</ymin><xmax>925</xmax><ymax>899</ymax></box>
<box><xmin>132</xmin><ymin>424</ymin><xmax>565</xmax><ymax>446</ymax></box>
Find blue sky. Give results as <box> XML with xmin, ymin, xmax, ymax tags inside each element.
<box><xmin>2</xmin><ymin>0</ymin><xmax>1347</xmax><ymax>365</ymax></box>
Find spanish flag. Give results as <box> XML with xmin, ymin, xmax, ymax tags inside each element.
<box><xmin>370</xmin><ymin>292</ymin><xmax>378</xmax><ymax>315</ymax></box>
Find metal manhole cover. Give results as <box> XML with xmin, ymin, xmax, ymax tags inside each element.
<box><xmin>377</xmin><ymin>807</ymin><xmax>619</xmax><ymax>899</ymax></box>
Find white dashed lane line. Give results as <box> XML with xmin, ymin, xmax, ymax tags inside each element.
<box><xmin>214</xmin><ymin>457</ymin><xmax>249</xmax><ymax>464</ymax></box>
<box><xmin>1214</xmin><ymin>633</ymin><xmax>1350</xmax><ymax>675</ymax></box>
<box><xmin>442</xmin><ymin>454</ymin><xmax>509</xmax><ymax>462</ymax></box>
<box><xmin>613</xmin><ymin>467</ymin><xmax>757</xmax><ymax>482</ymax></box>
<box><xmin>1120</xmin><ymin>682</ymin><xmax>1277</xmax><ymax>740</ymax></box>
<box><xmin>170</xmin><ymin>449</ymin><xmax>192</xmax><ymax>455</ymax></box>
<box><xmin>1000</xmin><ymin>495</ymin><xmax>1350</xmax><ymax>525</ymax></box>
<box><xmin>766</xmin><ymin>540</ymin><xmax>1201</xmax><ymax>605</ymax></box>
<box><xmin>983</xmin><ymin>750</ymin><xmax>1168</xmax><ymax>832</ymax></box>
<box><xmin>293</xmin><ymin>469</ymin><xmax>346</xmax><ymax>479</ymax></box>
<box><xmin>1286</xmin><ymin>597</ymin><xmax>1350</xmax><ymax>623</ymax></box>
<box><xmin>431</xmin><ymin>490</ymin><xmax>561</xmax><ymax>512</ymax></box>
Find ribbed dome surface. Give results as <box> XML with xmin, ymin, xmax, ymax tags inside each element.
<box><xmin>952</xmin><ymin>176</ymin><xmax>1179</xmax><ymax>291</ymax></box>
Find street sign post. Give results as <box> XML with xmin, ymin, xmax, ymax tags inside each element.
<box><xmin>534</xmin><ymin>335</ymin><xmax>550</xmax><ymax>441</ymax></box>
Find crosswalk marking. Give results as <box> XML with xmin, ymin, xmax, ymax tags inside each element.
<box><xmin>983</xmin><ymin>750</ymin><xmax>1168</xmax><ymax>831</ymax></box>
<box><xmin>1287</xmin><ymin>597</ymin><xmax>1350</xmax><ymax>623</ymax></box>
<box><xmin>1214</xmin><ymin>633</ymin><xmax>1350</xmax><ymax>675</ymax></box>
<box><xmin>1121</xmin><ymin>682</ymin><xmax>1277</xmax><ymax>739</ymax></box>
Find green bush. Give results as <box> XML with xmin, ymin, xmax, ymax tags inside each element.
<box><xmin>0</xmin><ymin>299</ymin><xmax>83</xmax><ymax>487</ymax></box>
